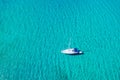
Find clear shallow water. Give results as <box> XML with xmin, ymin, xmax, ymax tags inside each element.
<box><xmin>0</xmin><ymin>0</ymin><xmax>120</xmax><ymax>80</ymax></box>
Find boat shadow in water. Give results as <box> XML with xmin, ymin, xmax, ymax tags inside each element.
<box><xmin>65</xmin><ymin>53</ymin><xmax>84</xmax><ymax>56</ymax></box>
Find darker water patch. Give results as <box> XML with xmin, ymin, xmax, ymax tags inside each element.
<box><xmin>54</xmin><ymin>65</ymin><xmax>69</xmax><ymax>80</ymax></box>
<box><xmin>1</xmin><ymin>0</ymin><xmax>11</xmax><ymax>4</ymax></box>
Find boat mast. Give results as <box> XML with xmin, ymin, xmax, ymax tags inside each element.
<box><xmin>68</xmin><ymin>38</ymin><xmax>71</xmax><ymax>48</ymax></box>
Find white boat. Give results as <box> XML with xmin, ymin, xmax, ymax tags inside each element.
<box><xmin>61</xmin><ymin>48</ymin><xmax>83</xmax><ymax>55</ymax></box>
<box><xmin>61</xmin><ymin>38</ymin><xmax>83</xmax><ymax>55</ymax></box>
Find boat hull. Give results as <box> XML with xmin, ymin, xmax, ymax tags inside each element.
<box><xmin>61</xmin><ymin>51</ymin><xmax>79</xmax><ymax>55</ymax></box>
<box><xmin>61</xmin><ymin>48</ymin><xmax>83</xmax><ymax>55</ymax></box>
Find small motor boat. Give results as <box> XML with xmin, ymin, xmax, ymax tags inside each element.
<box><xmin>61</xmin><ymin>48</ymin><xmax>83</xmax><ymax>55</ymax></box>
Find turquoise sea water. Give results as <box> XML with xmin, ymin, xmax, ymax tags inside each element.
<box><xmin>0</xmin><ymin>0</ymin><xmax>120</xmax><ymax>80</ymax></box>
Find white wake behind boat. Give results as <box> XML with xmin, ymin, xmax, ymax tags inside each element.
<box><xmin>61</xmin><ymin>48</ymin><xmax>83</xmax><ymax>55</ymax></box>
